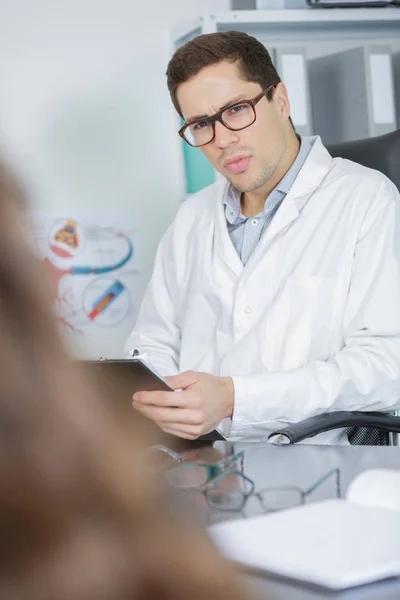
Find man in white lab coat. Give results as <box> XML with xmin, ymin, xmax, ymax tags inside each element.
<box><xmin>125</xmin><ymin>31</ymin><xmax>400</xmax><ymax>443</ymax></box>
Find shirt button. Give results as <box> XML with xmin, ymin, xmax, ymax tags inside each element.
<box><xmin>251</xmin><ymin>219</ymin><xmax>258</xmax><ymax>226</ymax></box>
<box><xmin>245</xmin><ymin>306</ymin><xmax>252</xmax><ymax>314</ymax></box>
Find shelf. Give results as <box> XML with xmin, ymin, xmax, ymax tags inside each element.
<box><xmin>210</xmin><ymin>8</ymin><xmax>400</xmax><ymax>24</ymax></box>
<box><xmin>172</xmin><ymin>8</ymin><xmax>400</xmax><ymax>43</ymax></box>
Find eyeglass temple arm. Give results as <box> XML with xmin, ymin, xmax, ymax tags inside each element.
<box><xmin>220</xmin><ymin>450</ymin><xmax>244</xmax><ymax>467</ymax></box>
<box><xmin>147</xmin><ymin>445</ymin><xmax>183</xmax><ymax>462</ymax></box>
<box><xmin>267</xmin><ymin>411</ymin><xmax>400</xmax><ymax>444</ymax></box>
<box><xmin>303</xmin><ymin>468</ymin><xmax>341</xmax><ymax>497</ymax></box>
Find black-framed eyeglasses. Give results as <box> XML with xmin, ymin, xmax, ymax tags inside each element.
<box><xmin>147</xmin><ymin>444</ymin><xmax>245</xmax><ymax>489</ymax></box>
<box><xmin>179</xmin><ymin>85</ymin><xmax>276</xmax><ymax>148</ymax></box>
<box><xmin>201</xmin><ymin>467</ymin><xmax>341</xmax><ymax>513</ymax></box>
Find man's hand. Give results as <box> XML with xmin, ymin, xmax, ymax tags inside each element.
<box><xmin>132</xmin><ymin>371</ymin><xmax>234</xmax><ymax>439</ymax></box>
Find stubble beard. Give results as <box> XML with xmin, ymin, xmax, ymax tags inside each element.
<box><xmin>227</xmin><ymin>164</ymin><xmax>276</xmax><ymax>193</ymax></box>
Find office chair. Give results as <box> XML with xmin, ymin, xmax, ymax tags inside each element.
<box><xmin>328</xmin><ymin>129</ymin><xmax>400</xmax><ymax>190</ymax></box>
<box><xmin>269</xmin><ymin>130</ymin><xmax>400</xmax><ymax>446</ymax></box>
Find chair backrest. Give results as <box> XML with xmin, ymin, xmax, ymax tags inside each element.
<box><xmin>328</xmin><ymin>130</ymin><xmax>400</xmax><ymax>445</ymax></box>
<box><xmin>346</xmin><ymin>426</ymin><xmax>390</xmax><ymax>446</ymax></box>
<box><xmin>327</xmin><ymin>129</ymin><xmax>400</xmax><ymax>190</ymax></box>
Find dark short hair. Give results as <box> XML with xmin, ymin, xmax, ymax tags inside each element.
<box><xmin>166</xmin><ymin>31</ymin><xmax>280</xmax><ymax>118</ymax></box>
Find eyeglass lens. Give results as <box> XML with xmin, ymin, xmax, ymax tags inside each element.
<box><xmin>206</xmin><ymin>471</ymin><xmax>253</xmax><ymax>511</ymax></box>
<box><xmin>184</xmin><ymin>103</ymin><xmax>255</xmax><ymax>146</ymax></box>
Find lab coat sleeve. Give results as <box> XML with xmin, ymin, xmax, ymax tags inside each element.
<box><xmin>231</xmin><ymin>181</ymin><xmax>400</xmax><ymax>438</ymax></box>
<box><xmin>124</xmin><ymin>225</ymin><xmax>180</xmax><ymax>377</ymax></box>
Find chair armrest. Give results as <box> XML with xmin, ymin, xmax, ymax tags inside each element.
<box><xmin>267</xmin><ymin>411</ymin><xmax>400</xmax><ymax>444</ymax></box>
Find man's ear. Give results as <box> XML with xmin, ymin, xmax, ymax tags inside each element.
<box><xmin>273</xmin><ymin>82</ymin><xmax>291</xmax><ymax>120</ymax></box>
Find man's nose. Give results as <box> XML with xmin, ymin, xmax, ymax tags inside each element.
<box><xmin>214</xmin><ymin>121</ymin><xmax>239</xmax><ymax>149</ymax></box>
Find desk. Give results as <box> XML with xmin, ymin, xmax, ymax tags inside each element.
<box><xmin>180</xmin><ymin>442</ymin><xmax>400</xmax><ymax>600</ymax></box>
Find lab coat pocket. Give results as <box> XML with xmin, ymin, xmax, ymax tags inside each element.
<box><xmin>262</xmin><ymin>276</ymin><xmax>336</xmax><ymax>371</ymax></box>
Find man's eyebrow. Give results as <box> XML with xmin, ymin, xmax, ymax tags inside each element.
<box><xmin>185</xmin><ymin>94</ymin><xmax>248</xmax><ymax>123</ymax></box>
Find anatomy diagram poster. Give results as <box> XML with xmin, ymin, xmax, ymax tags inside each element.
<box><xmin>29</xmin><ymin>211</ymin><xmax>140</xmax><ymax>356</ymax></box>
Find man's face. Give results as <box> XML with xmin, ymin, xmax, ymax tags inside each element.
<box><xmin>177</xmin><ymin>60</ymin><xmax>291</xmax><ymax>193</ymax></box>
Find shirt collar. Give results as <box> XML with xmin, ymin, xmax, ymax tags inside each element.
<box><xmin>223</xmin><ymin>135</ymin><xmax>312</xmax><ymax>224</ymax></box>
<box><xmin>276</xmin><ymin>135</ymin><xmax>311</xmax><ymax>194</ymax></box>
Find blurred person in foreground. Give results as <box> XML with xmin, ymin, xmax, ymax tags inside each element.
<box><xmin>0</xmin><ymin>162</ymin><xmax>250</xmax><ymax>600</ymax></box>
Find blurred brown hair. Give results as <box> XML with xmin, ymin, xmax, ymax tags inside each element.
<box><xmin>0</xmin><ymin>161</ymin><xmax>249</xmax><ymax>600</ymax></box>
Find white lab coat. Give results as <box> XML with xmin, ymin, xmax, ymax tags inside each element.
<box><xmin>126</xmin><ymin>136</ymin><xmax>400</xmax><ymax>444</ymax></box>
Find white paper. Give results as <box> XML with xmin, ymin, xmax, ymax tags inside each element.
<box><xmin>281</xmin><ymin>54</ymin><xmax>308</xmax><ymax>127</ymax></box>
<box><xmin>347</xmin><ymin>469</ymin><xmax>400</xmax><ymax>512</ymax></box>
<box><xmin>369</xmin><ymin>54</ymin><xmax>396</xmax><ymax>125</ymax></box>
<box><xmin>209</xmin><ymin>499</ymin><xmax>400</xmax><ymax>590</ymax></box>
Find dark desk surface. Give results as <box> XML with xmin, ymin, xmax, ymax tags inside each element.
<box><xmin>179</xmin><ymin>442</ymin><xmax>400</xmax><ymax>600</ymax></box>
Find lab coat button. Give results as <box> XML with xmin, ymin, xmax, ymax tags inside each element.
<box><xmin>245</xmin><ymin>306</ymin><xmax>252</xmax><ymax>314</ymax></box>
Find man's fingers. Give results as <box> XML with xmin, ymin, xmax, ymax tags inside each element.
<box><xmin>165</xmin><ymin>370</ymin><xmax>203</xmax><ymax>390</ymax></box>
<box><xmin>133</xmin><ymin>402</ymin><xmax>203</xmax><ymax>440</ymax></box>
<box><xmin>159</xmin><ymin>424</ymin><xmax>204</xmax><ymax>440</ymax></box>
<box><xmin>132</xmin><ymin>401</ymin><xmax>204</xmax><ymax>438</ymax></box>
<box><xmin>133</xmin><ymin>402</ymin><xmax>202</xmax><ymax>426</ymax></box>
<box><xmin>132</xmin><ymin>402</ymin><xmax>179</xmax><ymax>421</ymax></box>
<box><xmin>133</xmin><ymin>389</ymin><xmax>186</xmax><ymax>408</ymax></box>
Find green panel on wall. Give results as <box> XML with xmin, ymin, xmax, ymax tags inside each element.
<box><xmin>182</xmin><ymin>140</ymin><xmax>215</xmax><ymax>194</ymax></box>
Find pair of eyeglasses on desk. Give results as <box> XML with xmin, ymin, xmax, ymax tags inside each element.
<box><xmin>202</xmin><ymin>466</ymin><xmax>342</xmax><ymax>513</ymax></box>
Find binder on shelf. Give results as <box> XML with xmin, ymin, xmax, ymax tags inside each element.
<box><xmin>393</xmin><ymin>51</ymin><xmax>400</xmax><ymax>128</ymax></box>
<box><xmin>309</xmin><ymin>46</ymin><xmax>397</xmax><ymax>146</ymax></box>
<box><xmin>231</xmin><ymin>0</ymin><xmax>306</xmax><ymax>8</ymax></box>
<box><xmin>272</xmin><ymin>47</ymin><xmax>313</xmax><ymax>137</ymax></box>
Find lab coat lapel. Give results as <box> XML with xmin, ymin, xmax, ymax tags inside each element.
<box><xmin>261</xmin><ymin>196</ymin><xmax>300</xmax><ymax>246</ymax></box>
<box><xmin>214</xmin><ymin>185</ymin><xmax>244</xmax><ymax>277</ymax></box>
<box><xmin>260</xmin><ymin>136</ymin><xmax>333</xmax><ymax>247</ymax></box>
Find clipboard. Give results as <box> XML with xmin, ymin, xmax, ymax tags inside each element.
<box><xmin>85</xmin><ymin>356</ymin><xmax>225</xmax><ymax>443</ymax></box>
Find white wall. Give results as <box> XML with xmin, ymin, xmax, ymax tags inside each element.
<box><xmin>0</xmin><ymin>0</ymin><xmax>229</xmax><ymax>356</ymax></box>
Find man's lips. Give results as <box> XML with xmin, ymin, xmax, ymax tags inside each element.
<box><xmin>223</xmin><ymin>155</ymin><xmax>252</xmax><ymax>174</ymax></box>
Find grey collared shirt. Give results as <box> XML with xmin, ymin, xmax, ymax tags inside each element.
<box><xmin>224</xmin><ymin>136</ymin><xmax>311</xmax><ymax>265</ymax></box>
